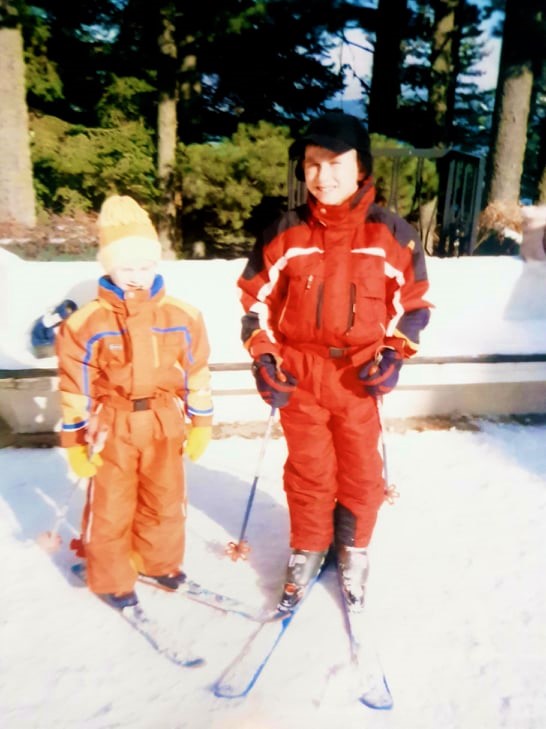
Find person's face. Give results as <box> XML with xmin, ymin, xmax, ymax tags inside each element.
<box><xmin>109</xmin><ymin>260</ymin><xmax>157</xmax><ymax>292</ymax></box>
<box><xmin>303</xmin><ymin>145</ymin><xmax>364</xmax><ymax>206</ymax></box>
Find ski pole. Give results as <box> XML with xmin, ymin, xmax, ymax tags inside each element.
<box><xmin>37</xmin><ymin>427</ymin><xmax>108</xmax><ymax>553</ymax></box>
<box><xmin>36</xmin><ymin>476</ymin><xmax>87</xmax><ymax>554</ymax></box>
<box><xmin>225</xmin><ymin>406</ymin><xmax>277</xmax><ymax>561</ymax></box>
<box><xmin>376</xmin><ymin>397</ymin><xmax>399</xmax><ymax>505</ymax></box>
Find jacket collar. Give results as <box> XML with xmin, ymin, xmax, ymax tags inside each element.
<box><xmin>307</xmin><ymin>179</ymin><xmax>376</xmax><ymax>229</ymax></box>
<box><xmin>98</xmin><ymin>274</ymin><xmax>165</xmax><ymax>312</ymax></box>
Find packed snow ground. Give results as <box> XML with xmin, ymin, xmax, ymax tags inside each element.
<box><xmin>2</xmin><ymin>414</ymin><xmax>546</xmax><ymax>729</ymax></box>
<box><xmin>2</xmin><ymin>252</ymin><xmax>546</xmax><ymax>727</ymax></box>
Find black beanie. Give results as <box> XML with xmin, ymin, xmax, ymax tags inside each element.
<box><xmin>289</xmin><ymin>112</ymin><xmax>372</xmax><ymax>180</ymax></box>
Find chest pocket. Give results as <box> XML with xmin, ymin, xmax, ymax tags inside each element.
<box><xmin>98</xmin><ymin>334</ymin><xmax>129</xmax><ymax>368</ymax></box>
<box><xmin>346</xmin><ymin>256</ymin><xmax>388</xmax><ymax>340</ymax></box>
<box><xmin>277</xmin><ymin>255</ymin><xmax>324</xmax><ymax>341</ymax></box>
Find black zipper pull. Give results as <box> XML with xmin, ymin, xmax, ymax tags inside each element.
<box><xmin>345</xmin><ymin>283</ymin><xmax>356</xmax><ymax>334</ymax></box>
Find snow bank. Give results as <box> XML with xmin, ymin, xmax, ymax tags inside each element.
<box><xmin>1</xmin><ymin>253</ymin><xmax>546</xmax><ymax>430</ymax></box>
<box><xmin>0</xmin><ymin>257</ymin><xmax>249</xmax><ymax>369</ymax></box>
<box><xmin>2</xmin><ymin>253</ymin><xmax>546</xmax><ymax>371</ymax></box>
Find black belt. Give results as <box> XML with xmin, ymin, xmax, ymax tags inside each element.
<box><xmin>132</xmin><ymin>398</ymin><xmax>152</xmax><ymax>411</ymax></box>
<box><xmin>328</xmin><ymin>347</ymin><xmax>355</xmax><ymax>359</ymax></box>
<box><xmin>290</xmin><ymin>343</ymin><xmax>361</xmax><ymax>360</ymax></box>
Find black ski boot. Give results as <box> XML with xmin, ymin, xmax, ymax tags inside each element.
<box><xmin>336</xmin><ymin>545</ymin><xmax>369</xmax><ymax>612</ymax></box>
<box><xmin>277</xmin><ymin>549</ymin><xmax>327</xmax><ymax>613</ymax></box>
<box><xmin>99</xmin><ymin>590</ymin><xmax>139</xmax><ymax>610</ymax></box>
<box><xmin>140</xmin><ymin>570</ymin><xmax>187</xmax><ymax>591</ymax></box>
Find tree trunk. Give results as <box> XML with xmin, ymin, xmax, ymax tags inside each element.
<box><xmin>429</xmin><ymin>0</ymin><xmax>462</xmax><ymax>146</ymax></box>
<box><xmin>488</xmin><ymin>68</ymin><xmax>533</xmax><ymax>203</ymax></box>
<box><xmin>486</xmin><ymin>0</ymin><xmax>536</xmax><ymax>204</ymax></box>
<box><xmin>157</xmin><ymin>1</ymin><xmax>179</xmax><ymax>258</ymax></box>
<box><xmin>538</xmin><ymin>165</ymin><xmax>546</xmax><ymax>204</ymax></box>
<box><xmin>428</xmin><ymin>0</ymin><xmax>463</xmax><ymax>256</ymax></box>
<box><xmin>0</xmin><ymin>26</ymin><xmax>36</xmax><ymax>227</ymax></box>
<box><xmin>537</xmin><ymin>114</ymin><xmax>546</xmax><ymax>204</ymax></box>
<box><xmin>367</xmin><ymin>0</ymin><xmax>407</xmax><ymax>138</ymax></box>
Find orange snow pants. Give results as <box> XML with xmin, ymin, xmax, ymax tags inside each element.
<box><xmin>279</xmin><ymin>347</ymin><xmax>386</xmax><ymax>552</ymax></box>
<box><xmin>81</xmin><ymin>403</ymin><xmax>186</xmax><ymax>595</ymax></box>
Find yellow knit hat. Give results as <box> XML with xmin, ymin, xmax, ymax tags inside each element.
<box><xmin>97</xmin><ymin>195</ymin><xmax>162</xmax><ymax>273</ymax></box>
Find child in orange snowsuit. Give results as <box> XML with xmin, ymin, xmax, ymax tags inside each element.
<box><xmin>56</xmin><ymin>195</ymin><xmax>213</xmax><ymax>609</ymax></box>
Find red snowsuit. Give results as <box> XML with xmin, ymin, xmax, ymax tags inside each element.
<box><xmin>238</xmin><ymin>183</ymin><xmax>430</xmax><ymax>550</ymax></box>
<box><xmin>56</xmin><ymin>274</ymin><xmax>213</xmax><ymax>594</ymax></box>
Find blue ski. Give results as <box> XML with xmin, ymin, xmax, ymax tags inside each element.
<box><xmin>213</xmin><ymin>557</ymin><xmax>393</xmax><ymax>710</ymax></box>
<box><xmin>336</xmin><ymin>568</ymin><xmax>393</xmax><ymax>710</ymax></box>
<box><xmin>212</xmin><ymin>571</ymin><xmax>323</xmax><ymax>698</ymax></box>
<box><xmin>71</xmin><ymin>563</ymin><xmax>204</xmax><ymax>668</ymax></box>
<box><xmin>136</xmin><ymin>572</ymin><xmax>271</xmax><ymax>623</ymax></box>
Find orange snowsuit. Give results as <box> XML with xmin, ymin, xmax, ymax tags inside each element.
<box><xmin>238</xmin><ymin>184</ymin><xmax>431</xmax><ymax>550</ymax></box>
<box><xmin>56</xmin><ymin>274</ymin><xmax>213</xmax><ymax>594</ymax></box>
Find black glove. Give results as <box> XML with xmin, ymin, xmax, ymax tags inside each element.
<box><xmin>358</xmin><ymin>348</ymin><xmax>402</xmax><ymax>397</ymax></box>
<box><xmin>252</xmin><ymin>354</ymin><xmax>297</xmax><ymax>408</ymax></box>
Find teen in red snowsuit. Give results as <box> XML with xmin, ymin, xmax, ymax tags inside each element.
<box><xmin>237</xmin><ymin>112</ymin><xmax>431</xmax><ymax>610</ymax></box>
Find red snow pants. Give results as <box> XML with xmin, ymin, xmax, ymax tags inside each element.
<box><xmin>279</xmin><ymin>347</ymin><xmax>385</xmax><ymax>551</ymax></box>
<box><xmin>81</xmin><ymin>403</ymin><xmax>186</xmax><ymax>595</ymax></box>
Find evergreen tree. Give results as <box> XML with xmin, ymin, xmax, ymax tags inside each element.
<box><xmin>370</xmin><ymin>0</ymin><xmax>494</xmax><ymax>150</ymax></box>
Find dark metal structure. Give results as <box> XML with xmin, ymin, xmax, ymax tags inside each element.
<box><xmin>438</xmin><ymin>149</ymin><xmax>485</xmax><ymax>256</ymax></box>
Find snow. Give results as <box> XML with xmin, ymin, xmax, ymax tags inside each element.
<box><xmin>2</xmin><ymin>253</ymin><xmax>546</xmax><ymax>728</ymax></box>
<box><xmin>2</xmin><ymin>419</ymin><xmax>546</xmax><ymax>728</ymax></box>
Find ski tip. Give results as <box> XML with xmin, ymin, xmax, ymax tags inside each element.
<box><xmin>212</xmin><ymin>685</ymin><xmax>248</xmax><ymax>700</ymax></box>
<box><xmin>359</xmin><ymin>695</ymin><xmax>394</xmax><ymax>711</ymax></box>
<box><xmin>180</xmin><ymin>656</ymin><xmax>206</xmax><ymax>669</ymax></box>
<box><xmin>359</xmin><ymin>683</ymin><xmax>394</xmax><ymax>711</ymax></box>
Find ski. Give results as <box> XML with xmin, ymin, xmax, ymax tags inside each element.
<box><xmin>212</xmin><ymin>570</ymin><xmax>323</xmax><ymax>699</ymax></box>
<box><xmin>71</xmin><ymin>563</ymin><xmax>204</xmax><ymax>668</ymax></box>
<box><xmin>336</xmin><ymin>571</ymin><xmax>393</xmax><ymax>710</ymax></box>
<box><xmin>136</xmin><ymin>572</ymin><xmax>272</xmax><ymax>623</ymax></box>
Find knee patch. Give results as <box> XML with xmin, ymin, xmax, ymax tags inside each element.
<box><xmin>334</xmin><ymin>502</ymin><xmax>357</xmax><ymax>546</ymax></box>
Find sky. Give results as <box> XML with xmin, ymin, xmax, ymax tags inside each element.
<box><xmin>1</xmin><ymin>252</ymin><xmax>546</xmax><ymax>729</ymax></box>
<box><xmin>332</xmin><ymin>6</ymin><xmax>503</xmax><ymax>104</ymax></box>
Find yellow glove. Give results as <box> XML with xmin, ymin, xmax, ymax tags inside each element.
<box><xmin>185</xmin><ymin>426</ymin><xmax>212</xmax><ymax>462</ymax></box>
<box><xmin>66</xmin><ymin>445</ymin><xmax>103</xmax><ymax>478</ymax></box>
